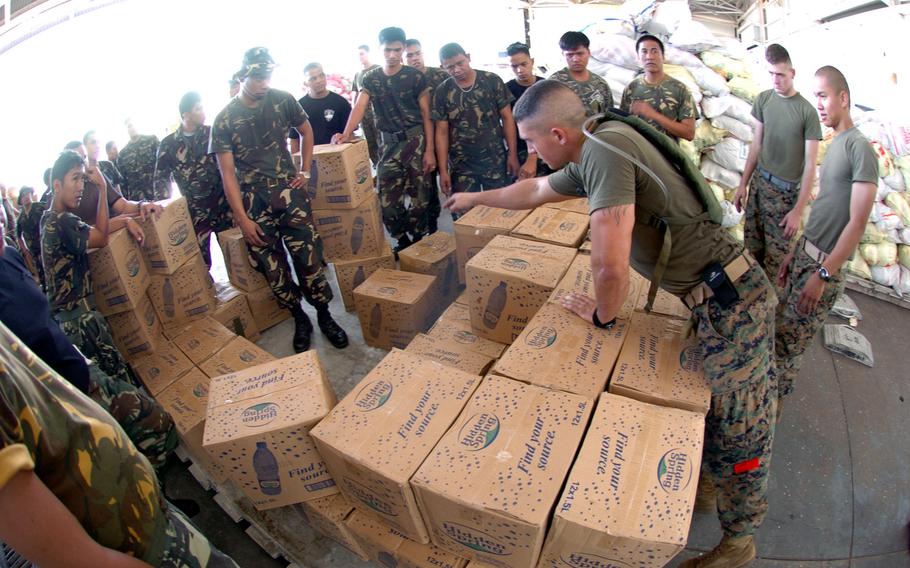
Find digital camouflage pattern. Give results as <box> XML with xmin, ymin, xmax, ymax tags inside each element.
<box><xmin>41</xmin><ymin>209</ymin><xmax>91</xmax><ymax>313</ymax></box>
<box><xmin>744</xmin><ymin>173</ymin><xmax>796</xmax><ymax>289</ymax></box>
<box><xmin>209</xmin><ymin>89</ymin><xmax>307</xmax><ymax>186</ymax></box>
<box><xmin>549</xmin><ymin>67</ymin><xmax>614</xmax><ymax>116</ymax></box>
<box><xmin>775</xmin><ymin>246</ymin><xmax>844</xmax><ymax>399</ymax></box>
<box><xmin>243</xmin><ymin>183</ymin><xmax>332</xmax><ymax>309</ymax></box>
<box><xmin>620</xmin><ymin>75</ymin><xmax>698</xmax><ymax>139</ymax></box>
<box><xmin>691</xmin><ymin>264</ymin><xmax>778</xmax><ymax>537</ymax></box>
<box><xmin>0</xmin><ymin>321</ymin><xmax>236</xmax><ymax>566</ymax></box>
<box><xmin>155</xmin><ymin>125</ymin><xmax>234</xmax><ymax>266</ymax></box>
<box><xmin>354</xmin><ymin>64</ymin><xmax>381</xmax><ymax>164</ymax></box>
<box><xmin>87</xmin><ymin>364</ymin><xmax>177</xmax><ymax>470</ymax></box>
<box><xmin>16</xmin><ymin>201</ymin><xmax>46</xmax><ymax>289</ymax></box>
<box><xmin>118</xmin><ymin>134</ymin><xmax>169</xmax><ymax>201</ymax></box>
<box><xmin>433</xmin><ymin>69</ymin><xmax>513</xmax><ymax>179</ymax></box>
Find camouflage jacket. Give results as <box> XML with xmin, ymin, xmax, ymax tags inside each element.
<box><xmin>422</xmin><ymin>66</ymin><xmax>450</xmax><ymax>93</ymax></box>
<box><xmin>432</xmin><ymin>70</ymin><xmax>513</xmax><ymax>174</ymax></box>
<box><xmin>0</xmin><ymin>320</ymin><xmax>169</xmax><ymax>565</ymax></box>
<box><xmin>118</xmin><ymin>134</ymin><xmax>168</xmax><ymax>201</ymax></box>
<box><xmin>361</xmin><ymin>65</ymin><xmax>428</xmax><ymax>133</ymax></box>
<box><xmin>41</xmin><ymin>209</ymin><xmax>91</xmax><ymax>313</ymax></box>
<box><xmin>209</xmin><ymin>89</ymin><xmax>307</xmax><ymax>186</ymax></box>
<box><xmin>620</xmin><ymin>75</ymin><xmax>698</xmax><ymax>139</ymax></box>
<box><xmin>156</xmin><ymin>125</ymin><xmax>224</xmax><ymax>202</ymax></box>
<box><xmin>15</xmin><ymin>201</ymin><xmax>45</xmax><ymax>262</ymax></box>
<box><xmin>550</xmin><ymin>67</ymin><xmax>614</xmax><ymax>116</ymax></box>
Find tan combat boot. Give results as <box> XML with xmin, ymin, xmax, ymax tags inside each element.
<box><xmin>693</xmin><ymin>473</ymin><xmax>717</xmax><ymax>514</ymax></box>
<box><xmin>679</xmin><ymin>535</ymin><xmax>756</xmax><ymax>568</ymax></box>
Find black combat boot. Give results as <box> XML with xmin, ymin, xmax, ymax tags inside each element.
<box><xmin>290</xmin><ymin>305</ymin><xmax>313</xmax><ymax>353</ymax></box>
<box><xmin>316</xmin><ymin>304</ymin><xmax>348</xmax><ymax>349</ymax></box>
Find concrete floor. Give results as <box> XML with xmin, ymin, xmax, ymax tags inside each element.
<box><xmin>163</xmin><ymin>211</ymin><xmax>910</xmax><ymax>568</ymax></box>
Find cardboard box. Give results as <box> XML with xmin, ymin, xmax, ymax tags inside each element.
<box><xmin>411</xmin><ymin>375</ymin><xmax>593</xmax><ymax>568</ymax></box>
<box><xmin>130</xmin><ymin>338</ymin><xmax>194</xmax><ymax>395</ymax></box>
<box><xmin>333</xmin><ymin>243</ymin><xmax>396</xmax><ymax>311</ymax></box>
<box><xmin>578</xmin><ymin>239</ymin><xmax>591</xmax><ymax>254</ymax></box>
<box><xmin>172</xmin><ymin>316</ymin><xmax>237</xmax><ymax>366</ymax></box>
<box><xmin>542</xmin><ymin>197</ymin><xmax>589</xmax><ymax>215</ymax></box>
<box><xmin>631</xmin><ymin>271</ymin><xmax>690</xmax><ymax>321</ymax></box>
<box><xmin>454</xmin><ymin>206</ymin><xmax>532</xmax><ymax>285</ymax></box>
<box><xmin>300</xmin><ymin>495</ymin><xmax>368</xmax><ymax>560</ymax></box>
<box><xmin>139</xmin><ymin>197</ymin><xmax>199</xmax><ymax>274</ymax></box>
<box><xmin>156</xmin><ymin>367</ymin><xmax>229</xmax><ymax>483</ymax></box>
<box><xmin>198</xmin><ymin>336</ymin><xmax>276</xmax><ymax>379</ymax></box>
<box><xmin>404</xmin><ymin>333</ymin><xmax>495</xmax><ymax>376</ymax></box>
<box><xmin>212</xmin><ymin>285</ymin><xmax>261</xmax><ymax>342</ymax></box>
<box><xmin>311</xmin><ymin>349</ymin><xmax>481</xmax><ymax>543</ymax></box>
<box><xmin>510</xmin><ymin>207</ymin><xmax>589</xmax><ymax>248</ymax></box>
<box><xmin>548</xmin><ymin>254</ymin><xmax>643</xmax><ymax>321</ymax></box>
<box><xmin>537</xmin><ymin>394</ymin><xmax>704</xmax><ymax>568</ymax></box>
<box><xmin>465</xmin><ymin>235</ymin><xmax>576</xmax><ymax>344</ymax></box>
<box><xmin>314</xmin><ymin>194</ymin><xmax>386</xmax><ymax>261</ymax></box>
<box><xmin>435</xmin><ymin>300</ymin><xmax>471</xmax><ymax>326</ymax></box>
<box><xmin>493</xmin><ymin>302</ymin><xmax>628</xmax><ymax>399</ymax></box>
<box><xmin>426</xmin><ymin>310</ymin><xmax>507</xmax><ymax>360</ymax></box>
<box><xmin>106</xmin><ymin>294</ymin><xmax>161</xmax><ymax>360</ymax></box>
<box><xmin>353</xmin><ymin>269</ymin><xmax>438</xmax><ymax>350</ymax></box>
<box><xmin>203</xmin><ymin>351</ymin><xmax>339</xmax><ymax>509</ymax></box>
<box><xmin>88</xmin><ymin>228</ymin><xmax>150</xmax><ymax>316</ymax></box>
<box><xmin>345</xmin><ymin>510</ymin><xmax>468</xmax><ymax>568</ymax></box>
<box><xmin>244</xmin><ymin>286</ymin><xmax>290</xmax><ymax>331</ymax></box>
<box><xmin>218</xmin><ymin>228</ymin><xmax>269</xmax><ymax>292</ymax></box>
<box><xmin>147</xmin><ymin>253</ymin><xmax>216</xmax><ymax>327</ymax></box>
<box><xmin>399</xmin><ymin>232</ymin><xmax>460</xmax><ymax>308</ymax></box>
<box><xmin>608</xmin><ymin>313</ymin><xmax>710</xmax><ymax>415</ymax></box>
<box><xmin>307</xmin><ymin>141</ymin><xmax>375</xmax><ymax>209</ymax></box>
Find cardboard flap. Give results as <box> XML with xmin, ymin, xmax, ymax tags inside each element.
<box><xmin>466</xmin><ymin>235</ymin><xmax>576</xmax><ymax>288</ymax></box>
<box><xmin>511</xmin><ymin>208</ymin><xmax>590</xmax><ymax>247</ymax></box>
<box><xmin>454</xmin><ymin>205</ymin><xmax>532</xmax><ymax>231</ymax></box>
<box><xmin>353</xmin><ymin>268</ymin><xmax>437</xmax><ymax>305</ymax></box>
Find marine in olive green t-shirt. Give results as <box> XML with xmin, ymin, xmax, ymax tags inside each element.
<box><xmin>803</xmin><ymin>127</ymin><xmax>878</xmax><ymax>253</ymax></box>
<box><xmin>547</xmin><ymin>121</ymin><xmax>740</xmax><ymax>295</ymax></box>
<box><xmin>752</xmin><ymin>89</ymin><xmax>822</xmax><ymax>182</ymax></box>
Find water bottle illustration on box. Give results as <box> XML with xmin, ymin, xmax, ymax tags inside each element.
<box><xmin>305</xmin><ymin>159</ymin><xmax>319</xmax><ymax>200</ymax></box>
<box><xmin>253</xmin><ymin>441</ymin><xmax>282</xmax><ymax>495</ymax></box>
<box><xmin>483</xmin><ymin>281</ymin><xmax>507</xmax><ymax>329</ymax></box>
<box><xmin>369</xmin><ymin>303</ymin><xmax>383</xmax><ymax>338</ymax></box>
<box><xmin>352</xmin><ymin>266</ymin><xmax>366</xmax><ymax>290</ymax></box>
<box><xmin>162</xmin><ymin>277</ymin><xmax>175</xmax><ymax>318</ymax></box>
<box><xmin>350</xmin><ymin>216</ymin><xmax>365</xmax><ymax>255</ymax></box>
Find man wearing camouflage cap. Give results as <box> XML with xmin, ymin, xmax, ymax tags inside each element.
<box><xmin>211</xmin><ymin>47</ymin><xmax>348</xmax><ymax>353</ymax></box>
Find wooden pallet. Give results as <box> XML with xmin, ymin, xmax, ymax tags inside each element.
<box><xmin>844</xmin><ymin>274</ymin><xmax>910</xmax><ymax>310</ymax></box>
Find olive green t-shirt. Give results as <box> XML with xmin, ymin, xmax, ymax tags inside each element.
<box><xmin>804</xmin><ymin>127</ymin><xmax>877</xmax><ymax>253</ymax></box>
<box><xmin>752</xmin><ymin>89</ymin><xmax>822</xmax><ymax>183</ymax></box>
<box><xmin>548</xmin><ymin>121</ymin><xmax>740</xmax><ymax>295</ymax></box>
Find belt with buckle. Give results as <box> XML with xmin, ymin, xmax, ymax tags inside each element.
<box><xmin>683</xmin><ymin>253</ymin><xmax>756</xmax><ymax>310</ymax></box>
<box><xmin>757</xmin><ymin>165</ymin><xmax>799</xmax><ymax>192</ymax></box>
<box><xmin>380</xmin><ymin>124</ymin><xmax>423</xmax><ymax>145</ymax></box>
<box><xmin>801</xmin><ymin>237</ymin><xmax>829</xmax><ymax>264</ymax></box>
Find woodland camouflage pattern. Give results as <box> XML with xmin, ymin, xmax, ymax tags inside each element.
<box><xmin>620</xmin><ymin>75</ymin><xmax>698</xmax><ymax>139</ymax></box>
<box><xmin>118</xmin><ymin>134</ymin><xmax>169</xmax><ymax>201</ymax></box>
<box><xmin>550</xmin><ymin>67</ymin><xmax>614</xmax><ymax>115</ymax></box>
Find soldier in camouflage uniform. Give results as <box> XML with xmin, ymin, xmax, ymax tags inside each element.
<box><xmin>335</xmin><ymin>27</ymin><xmax>435</xmax><ymax>252</ymax></box>
<box><xmin>118</xmin><ymin>120</ymin><xmax>170</xmax><ymax>201</ymax></box>
<box><xmin>211</xmin><ymin>47</ymin><xmax>348</xmax><ymax>354</ymax></box>
<box><xmin>620</xmin><ymin>34</ymin><xmax>697</xmax><ymax>142</ymax></box>
<box><xmin>446</xmin><ymin>81</ymin><xmax>776</xmax><ymax>568</ymax></box>
<box><xmin>14</xmin><ymin>186</ymin><xmax>46</xmax><ymax>288</ymax></box>
<box><xmin>38</xmin><ymin>150</ymin><xmax>176</xmax><ymax>469</ymax></box>
<box><xmin>434</xmin><ymin>42</ymin><xmax>519</xmax><ymax>201</ymax></box>
<box><xmin>550</xmin><ymin>31</ymin><xmax>613</xmax><ymax>116</ymax></box>
<box><xmin>155</xmin><ymin>91</ymin><xmax>234</xmax><ymax>267</ymax></box>
<box><xmin>406</xmin><ymin>37</ymin><xmax>451</xmax><ymax>234</ymax></box>
<box><xmin>353</xmin><ymin>44</ymin><xmax>381</xmax><ymax>165</ymax></box>
<box><xmin>0</xmin><ymin>320</ymin><xmax>237</xmax><ymax>567</ymax></box>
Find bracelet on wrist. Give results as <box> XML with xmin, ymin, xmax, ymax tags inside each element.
<box><xmin>592</xmin><ymin>310</ymin><xmax>616</xmax><ymax>329</ymax></box>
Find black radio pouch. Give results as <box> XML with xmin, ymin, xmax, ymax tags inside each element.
<box><xmin>702</xmin><ymin>261</ymin><xmax>739</xmax><ymax>309</ymax></box>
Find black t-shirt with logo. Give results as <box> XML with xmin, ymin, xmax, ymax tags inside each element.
<box><xmin>288</xmin><ymin>92</ymin><xmax>352</xmax><ymax>146</ymax></box>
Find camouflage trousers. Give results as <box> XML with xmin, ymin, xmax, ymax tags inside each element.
<box><xmin>58</xmin><ymin>305</ymin><xmax>134</xmax><ymax>387</ymax></box>
<box><xmin>450</xmin><ymin>164</ymin><xmax>509</xmax><ymax>194</ymax></box>
<box><xmin>361</xmin><ymin>108</ymin><xmax>380</xmax><ymax>165</ymax></box>
<box><xmin>88</xmin><ymin>364</ymin><xmax>177</xmax><ymax>470</ymax></box>
<box><xmin>775</xmin><ymin>242</ymin><xmax>844</xmax><ymax>399</ymax></box>
<box><xmin>692</xmin><ymin>264</ymin><xmax>778</xmax><ymax>537</ymax></box>
<box><xmin>378</xmin><ymin>130</ymin><xmax>431</xmax><ymax>240</ymax></box>
<box><xmin>425</xmin><ymin>175</ymin><xmax>442</xmax><ymax>232</ymax></box>
<box><xmin>744</xmin><ymin>173</ymin><xmax>798</xmax><ymax>289</ymax></box>
<box><xmin>242</xmin><ymin>182</ymin><xmax>332</xmax><ymax>310</ymax></box>
<box><xmin>185</xmin><ymin>188</ymin><xmax>234</xmax><ymax>267</ymax></box>
<box><xmin>160</xmin><ymin>506</ymin><xmax>239</xmax><ymax>567</ymax></box>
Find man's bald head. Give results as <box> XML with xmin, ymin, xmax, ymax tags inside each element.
<box><xmin>513</xmin><ymin>80</ymin><xmax>587</xmax><ymax>133</ymax></box>
<box><xmin>815</xmin><ymin>65</ymin><xmax>850</xmax><ymax>105</ymax></box>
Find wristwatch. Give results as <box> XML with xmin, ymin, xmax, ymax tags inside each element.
<box><xmin>817</xmin><ymin>266</ymin><xmax>831</xmax><ymax>282</ymax></box>
<box><xmin>300</xmin><ymin>171</ymin><xmax>311</xmax><ymax>180</ymax></box>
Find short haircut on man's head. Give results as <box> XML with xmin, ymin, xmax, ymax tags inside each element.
<box><xmin>304</xmin><ymin>62</ymin><xmax>322</xmax><ymax>75</ymax></box>
<box><xmin>17</xmin><ymin>186</ymin><xmax>34</xmax><ymax>205</ymax></box>
<box><xmin>636</xmin><ymin>34</ymin><xmax>664</xmax><ymax>55</ymax></box>
<box><xmin>765</xmin><ymin>43</ymin><xmax>791</xmax><ymax>66</ymax></box>
<box><xmin>378</xmin><ymin>27</ymin><xmax>406</xmax><ymax>46</ymax></box>
<box><xmin>513</xmin><ymin>79</ymin><xmax>586</xmax><ymax>130</ymax></box>
<box><xmin>63</xmin><ymin>140</ymin><xmax>83</xmax><ymax>151</ymax></box>
<box><xmin>507</xmin><ymin>42</ymin><xmax>531</xmax><ymax>57</ymax></box>
<box><xmin>179</xmin><ymin>91</ymin><xmax>202</xmax><ymax>117</ymax></box>
<box><xmin>43</xmin><ymin>168</ymin><xmax>52</xmax><ymax>187</ymax></box>
<box><xmin>816</xmin><ymin>65</ymin><xmax>851</xmax><ymax>104</ymax></box>
<box><xmin>405</xmin><ymin>39</ymin><xmax>421</xmax><ymax>48</ymax></box>
<box><xmin>358</xmin><ymin>44</ymin><xmax>370</xmax><ymax>52</ymax></box>
<box><xmin>559</xmin><ymin>31</ymin><xmax>590</xmax><ymax>51</ymax></box>
<box><xmin>104</xmin><ymin>141</ymin><xmax>115</xmax><ymax>153</ymax></box>
<box><xmin>52</xmin><ymin>150</ymin><xmax>85</xmax><ymax>183</ymax></box>
<box><xmin>439</xmin><ymin>42</ymin><xmax>466</xmax><ymax>62</ymax></box>
<box><xmin>82</xmin><ymin>130</ymin><xmax>96</xmax><ymax>145</ymax></box>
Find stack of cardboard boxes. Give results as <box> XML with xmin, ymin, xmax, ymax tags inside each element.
<box><xmin>218</xmin><ymin>228</ymin><xmax>289</xmax><ymax>333</ymax></box>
